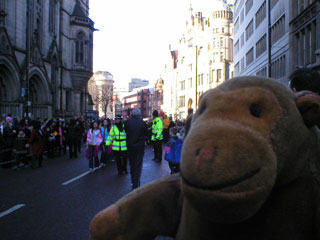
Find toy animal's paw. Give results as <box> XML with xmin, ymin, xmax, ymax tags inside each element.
<box><xmin>90</xmin><ymin>204</ymin><xmax>122</xmax><ymax>240</ymax></box>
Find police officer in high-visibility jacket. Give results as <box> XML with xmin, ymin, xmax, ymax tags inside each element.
<box><xmin>106</xmin><ymin>115</ymin><xmax>128</xmax><ymax>175</ymax></box>
<box><xmin>151</xmin><ymin>110</ymin><xmax>163</xmax><ymax>162</ymax></box>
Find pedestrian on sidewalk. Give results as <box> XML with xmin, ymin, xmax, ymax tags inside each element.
<box><xmin>106</xmin><ymin>115</ymin><xmax>128</xmax><ymax>175</ymax></box>
<box><xmin>100</xmin><ymin>118</ymin><xmax>111</xmax><ymax>167</ymax></box>
<box><xmin>125</xmin><ymin>108</ymin><xmax>147</xmax><ymax>189</ymax></box>
<box><xmin>151</xmin><ymin>110</ymin><xmax>163</xmax><ymax>162</ymax></box>
<box><xmin>86</xmin><ymin>121</ymin><xmax>103</xmax><ymax>171</ymax></box>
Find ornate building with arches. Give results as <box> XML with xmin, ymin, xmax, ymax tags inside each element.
<box><xmin>161</xmin><ymin>1</ymin><xmax>233</xmax><ymax>120</ymax></box>
<box><xmin>0</xmin><ymin>0</ymin><xmax>95</xmax><ymax>119</ymax></box>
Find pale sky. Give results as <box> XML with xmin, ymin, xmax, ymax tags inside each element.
<box><xmin>90</xmin><ymin>0</ymin><xmax>232</xmax><ymax>88</ymax></box>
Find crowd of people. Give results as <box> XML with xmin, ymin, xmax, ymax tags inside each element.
<box><xmin>2</xmin><ymin>67</ymin><xmax>319</xmax><ymax>190</ymax></box>
<box><xmin>0</xmin><ymin>109</ymin><xmax>189</xmax><ymax>190</ymax></box>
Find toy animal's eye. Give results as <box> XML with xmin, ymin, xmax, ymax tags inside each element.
<box><xmin>250</xmin><ymin>104</ymin><xmax>262</xmax><ymax>118</ymax></box>
<box><xmin>199</xmin><ymin>104</ymin><xmax>206</xmax><ymax>115</ymax></box>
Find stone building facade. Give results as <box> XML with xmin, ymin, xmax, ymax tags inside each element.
<box><xmin>0</xmin><ymin>0</ymin><xmax>94</xmax><ymax>119</ymax></box>
<box><xmin>289</xmin><ymin>0</ymin><xmax>320</xmax><ymax>74</ymax></box>
<box><xmin>162</xmin><ymin>1</ymin><xmax>234</xmax><ymax>120</ymax></box>
<box><xmin>233</xmin><ymin>0</ymin><xmax>290</xmax><ymax>86</ymax></box>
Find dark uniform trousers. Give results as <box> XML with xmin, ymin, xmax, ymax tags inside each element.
<box><xmin>128</xmin><ymin>147</ymin><xmax>145</xmax><ymax>188</ymax></box>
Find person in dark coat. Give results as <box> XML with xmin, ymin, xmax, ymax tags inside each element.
<box><xmin>12</xmin><ymin>128</ymin><xmax>28</xmax><ymax>169</ymax></box>
<box><xmin>67</xmin><ymin>119</ymin><xmax>79</xmax><ymax>158</ymax></box>
<box><xmin>28</xmin><ymin>120</ymin><xmax>44</xmax><ymax>169</ymax></box>
<box><xmin>125</xmin><ymin>108</ymin><xmax>147</xmax><ymax>189</ymax></box>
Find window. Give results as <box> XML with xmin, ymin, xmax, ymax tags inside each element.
<box><xmin>179</xmin><ymin>96</ymin><xmax>185</xmax><ymax>108</ymax></box>
<box><xmin>220</xmin><ymin>37</ymin><xmax>224</xmax><ymax>47</ymax></box>
<box><xmin>246</xmin><ymin>19</ymin><xmax>254</xmax><ymax>41</ymax></box>
<box><xmin>180</xmin><ymin>80</ymin><xmax>185</xmax><ymax>90</ymax></box>
<box><xmin>220</xmin><ymin>52</ymin><xmax>224</xmax><ymax>62</ymax></box>
<box><xmin>234</xmin><ymin>18</ymin><xmax>239</xmax><ymax>34</ymax></box>
<box><xmin>241</xmin><ymin>33</ymin><xmax>244</xmax><ymax>47</ymax></box>
<box><xmin>295</xmin><ymin>20</ymin><xmax>317</xmax><ymax>67</ymax></box>
<box><xmin>256</xmin><ymin>67</ymin><xmax>267</xmax><ymax>77</ymax></box>
<box><xmin>256</xmin><ymin>34</ymin><xmax>266</xmax><ymax>58</ymax></box>
<box><xmin>189</xmin><ymin>64</ymin><xmax>192</xmax><ymax>72</ymax></box>
<box><xmin>49</xmin><ymin>0</ymin><xmax>56</xmax><ymax>33</ymax></box>
<box><xmin>246</xmin><ymin>47</ymin><xmax>254</xmax><ymax>66</ymax></box>
<box><xmin>240</xmin><ymin>57</ymin><xmax>245</xmax><ymax>71</ymax></box>
<box><xmin>240</xmin><ymin>8</ymin><xmax>244</xmax><ymax>23</ymax></box>
<box><xmin>201</xmin><ymin>74</ymin><xmax>204</xmax><ymax>85</ymax></box>
<box><xmin>271</xmin><ymin>14</ymin><xmax>285</xmax><ymax>45</ymax></box>
<box><xmin>255</xmin><ymin>1</ymin><xmax>266</xmax><ymax>29</ymax></box>
<box><xmin>222</xmin><ymin>27</ymin><xmax>225</xmax><ymax>33</ymax></box>
<box><xmin>188</xmin><ymin>78</ymin><xmax>192</xmax><ymax>88</ymax></box>
<box><xmin>271</xmin><ymin>0</ymin><xmax>279</xmax><ymax>9</ymax></box>
<box><xmin>271</xmin><ymin>55</ymin><xmax>286</xmax><ymax>79</ymax></box>
<box><xmin>75</xmin><ymin>31</ymin><xmax>86</xmax><ymax>64</ymax></box>
<box><xmin>234</xmin><ymin>40</ymin><xmax>239</xmax><ymax>55</ymax></box>
<box><xmin>0</xmin><ymin>0</ymin><xmax>5</xmax><ymax>11</ymax></box>
<box><xmin>217</xmin><ymin>69</ymin><xmax>222</xmax><ymax>82</ymax></box>
<box><xmin>235</xmin><ymin>62</ymin><xmax>240</xmax><ymax>75</ymax></box>
<box><xmin>245</xmin><ymin>0</ymin><xmax>253</xmax><ymax>15</ymax></box>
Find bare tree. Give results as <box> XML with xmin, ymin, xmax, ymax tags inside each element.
<box><xmin>88</xmin><ymin>80</ymin><xmax>100</xmax><ymax>112</ymax></box>
<box><xmin>87</xmin><ymin>80</ymin><xmax>113</xmax><ymax>117</ymax></box>
<box><xmin>99</xmin><ymin>85</ymin><xmax>113</xmax><ymax>118</ymax></box>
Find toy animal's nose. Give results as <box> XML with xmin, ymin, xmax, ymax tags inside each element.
<box><xmin>195</xmin><ymin>147</ymin><xmax>219</xmax><ymax>170</ymax></box>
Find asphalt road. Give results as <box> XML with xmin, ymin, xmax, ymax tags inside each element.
<box><xmin>0</xmin><ymin>145</ymin><xmax>173</xmax><ymax>240</ymax></box>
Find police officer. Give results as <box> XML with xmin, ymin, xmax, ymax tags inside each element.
<box><xmin>106</xmin><ymin>115</ymin><xmax>128</xmax><ymax>175</ymax></box>
<box><xmin>151</xmin><ymin>110</ymin><xmax>163</xmax><ymax>162</ymax></box>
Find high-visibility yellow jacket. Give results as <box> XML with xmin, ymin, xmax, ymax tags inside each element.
<box><xmin>106</xmin><ymin>124</ymin><xmax>127</xmax><ymax>151</ymax></box>
<box><xmin>151</xmin><ymin>117</ymin><xmax>163</xmax><ymax>141</ymax></box>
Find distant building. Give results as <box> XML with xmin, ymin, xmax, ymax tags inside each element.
<box><xmin>129</xmin><ymin>78</ymin><xmax>149</xmax><ymax>92</ymax></box>
<box><xmin>88</xmin><ymin>71</ymin><xmax>114</xmax><ymax>118</ymax></box>
<box><xmin>152</xmin><ymin>77</ymin><xmax>164</xmax><ymax>114</ymax></box>
<box><xmin>122</xmin><ymin>88</ymin><xmax>152</xmax><ymax>119</ymax></box>
<box><xmin>0</xmin><ymin>0</ymin><xmax>95</xmax><ymax>119</ymax></box>
<box><xmin>233</xmin><ymin>0</ymin><xmax>290</xmax><ymax>85</ymax></box>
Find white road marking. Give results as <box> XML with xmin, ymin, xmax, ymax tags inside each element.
<box><xmin>62</xmin><ymin>166</ymin><xmax>102</xmax><ymax>186</ymax></box>
<box><xmin>0</xmin><ymin>204</ymin><xmax>26</xmax><ymax>218</ymax></box>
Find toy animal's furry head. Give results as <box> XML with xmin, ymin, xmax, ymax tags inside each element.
<box><xmin>181</xmin><ymin>76</ymin><xmax>320</xmax><ymax>224</ymax></box>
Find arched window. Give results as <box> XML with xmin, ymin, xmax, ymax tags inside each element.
<box><xmin>49</xmin><ymin>0</ymin><xmax>56</xmax><ymax>33</ymax></box>
<box><xmin>75</xmin><ymin>32</ymin><xmax>86</xmax><ymax>65</ymax></box>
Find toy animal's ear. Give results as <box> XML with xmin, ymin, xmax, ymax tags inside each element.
<box><xmin>296</xmin><ymin>91</ymin><xmax>320</xmax><ymax>128</ymax></box>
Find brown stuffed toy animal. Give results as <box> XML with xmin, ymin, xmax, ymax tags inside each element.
<box><xmin>90</xmin><ymin>76</ymin><xmax>320</xmax><ymax>240</ymax></box>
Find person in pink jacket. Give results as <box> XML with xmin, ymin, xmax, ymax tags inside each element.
<box><xmin>86</xmin><ymin>121</ymin><xmax>103</xmax><ymax>171</ymax></box>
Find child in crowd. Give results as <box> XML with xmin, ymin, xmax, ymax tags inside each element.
<box><xmin>12</xmin><ymin>129</ymin><xmax>29</xmax><ymax>170</ymax></box>
<box><xmin>165</xmin><ymin>127</ymin><xmax>181</xmax><ymax>174</ymax></box>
